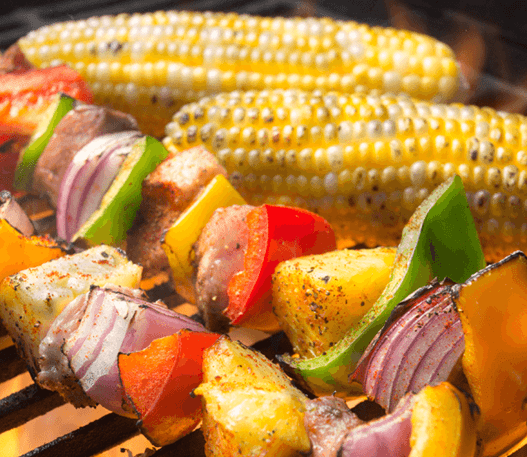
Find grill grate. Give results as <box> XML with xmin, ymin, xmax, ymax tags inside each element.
<box><xmin>0</xmin><ymin>385</ymin><xmax>65</xmax><ymax>437</ymax></box>
<box><xmin>2</xmin><ymin>0</ymin><xmax>527</xmax><ymax>455</ymax></box>
<box><xmin>21</xmin><ymin>414</ymin><xmax>138</xmax><ymax>457</ymax></box>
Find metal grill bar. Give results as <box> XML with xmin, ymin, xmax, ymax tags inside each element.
<box><xmin>149</xmin><ymin>430</ymin><xmax>206</xmax><ymax>457</ymax></box>
<box><xmin>0</xmin><ymin>346</ymin><xmax>27</xmax><ymax>384</ymax></box>
<box><xmin>0</xmin><ymin>385</ymin><xmax>65</xmax><ymax>436</ymax></box>
<box><xmin>21</xmin><ymin>413</ymin><xmax>138</xmax><ymax>457</ymax></box>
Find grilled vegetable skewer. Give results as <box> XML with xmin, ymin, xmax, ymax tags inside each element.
<box><xmin>0</xmin><ymin>160</ymin><xmax>522</xmax><ymax>456</ymax></box>
<box><xmin>277</xmin><ymin>175</ymin><xmax>485</xmax><ymax>396</ymax></box>
<box><xmin>4</xmin><ymin>14</ymin><xmax>527</xmax><ymax>455</ymax></box>
<box><xmin>196</xmin><ymin>337</ymin><xmax>479</xmax><ymax>457</ymax></box>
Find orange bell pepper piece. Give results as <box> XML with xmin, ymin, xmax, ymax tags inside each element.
<box><xmin>118</xmin><ymin>329</ymin><xmax>221</xmax><ymax>446</ymax></box>
<box><xmin>0</xmin><ymin>218</ymin><xmax>66</xmax><ymax>283</ymax></box>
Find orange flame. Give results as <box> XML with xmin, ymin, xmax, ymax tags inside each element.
<box><xmin>386</xmin><ymin>0</ymin><xmax>427</xmax><ymax>34</ymax></box>
<box><xmin>451</xmin><ymin>21</ymin><xmax>486</xmax><ymax>100</ymax></box>
<box><xmin>495</xmin><ymin>74</ymin><xmax>527</xmax><ymax>114</ymax></box>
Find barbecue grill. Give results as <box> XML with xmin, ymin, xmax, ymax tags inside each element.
<box><xmin>1</xmin><ymin>0</ymin><xmax>527</xmax><ymax>455</ymax></box>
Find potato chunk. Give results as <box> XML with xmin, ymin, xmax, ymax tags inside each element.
<box><xmin>0</xmin><ymin>245</ymin><xmax>142</xmax><ymax>376</ymax></box>
<box><xmin>272</xmin><ymin>247</ymin><xmax>396</xmax><ymax>358</ymax></box>
<box><xmin>194</xmin><ymin>336</ymin><xmax>310</xmax><ymax>457</ymax></box>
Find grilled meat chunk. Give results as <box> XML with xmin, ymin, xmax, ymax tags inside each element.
<box><xmin>193</xmin><ymin>205</ymin><xmax>253</xmax><ymax>332</ymax></box>
<box><xmin>126</xmin><ymin>145</ymin><xmax>227</xmax><ymax>279</ymax></box>
<box><xmin>304</xmin><ymin>396</ymin><xmax>364</xmax><ymax>457</ymax></box>
<box><xmin>33</xmin><ymin>104</ymin><xmax>138</xmax><ymax>206</ymax></box>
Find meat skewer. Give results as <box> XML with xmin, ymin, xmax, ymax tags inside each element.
<box><xmin>1</xmin><ymin>10</ymin><xmax>527</xmax><ymax>455</ymax></box>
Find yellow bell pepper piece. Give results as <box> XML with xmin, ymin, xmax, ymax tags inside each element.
<box><xmin>454</xmin><ymin>252</ymin><xmax>527</xmax><ymax>457</ymax></box>
<box><xmin>162</xmin><ymin>174</ymin><xmax>246</xmax><ymax>303</ymax></box>
<box><xmin>409</xmin><ymin>382</ymin><xmax>478</xmax><ymax>457</ymax></box>
<box><xmin>0</xmin><ymin>218</ymin><xmax>66</xmax><ymax>283</ymax></box>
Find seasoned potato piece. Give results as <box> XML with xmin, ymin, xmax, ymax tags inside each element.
<box><xmin>194</xmin><ymin>336</ymin><xmax>310</xmax><ymax>457</ymax></box>
<box><xmin>0</xmin><ymin>245</ymin><xmax>142</xmax><ymax>376</ymax></box>
<box><xmin>272</xmin><ymin>247</ymin><xmax>396</xmax><ymax>358</ymax></box>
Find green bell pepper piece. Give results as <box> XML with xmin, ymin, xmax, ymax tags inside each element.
<box><xmin>14</xmin><ymin>93</ymin><xmax>77</xmax><ymax>191</ymax></box>
<box><xmin>72</xmin><ymin>135</ymin><xmax>169</xmax><ymax>246</ymax></box>
<box><xmin>279</xmin><ymin>175</ymin><xmax>486</xmax><ymax>396</ymax></box>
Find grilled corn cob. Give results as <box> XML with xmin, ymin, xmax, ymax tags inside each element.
<box><xmin>163</xmin><ymin>89</ymin><xmax>527</xmax><ymax>262</ymax></box>
<box><xmin>17</xmin><ymin>10</ymin><xmax>462</xmax><ymax>137</ymax></box>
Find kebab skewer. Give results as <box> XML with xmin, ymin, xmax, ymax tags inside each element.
<box><xmin>0</xmin><ymin>48</ymin><xmax>515</xmax><ymax>383</ymax></box>
<box><xmin>0</xmin><ymin>41</ymin><xmax>521</xmax><ymax>374</ymax></box>
<box><xmin>3</xmin><ymin>125</ymin><xmax>527</xmax><ymax>456</ymax></box>
<box><xmin>3</xmin><ymin>178</ymin><xmax>523</xmax><ymax>456</ymax></box>
<box><xmin>3</xmin><ymin>11</ymin><xmax>527</xmax><ymax>452</ymax></box>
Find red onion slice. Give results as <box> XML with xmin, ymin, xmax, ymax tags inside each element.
<box><xmin>56</xmin><ymin>145</ymin><xmax>103</xmax><ymax>240</ymax></box>
<box><xmin>339</xmin><ymin>393</ymin><xmax>414</xmax><ymax>457</ymax></box>
<box><xmin>351</xmin><ymin>282</ymin><xmax>464</xmax><ymax>413</ymax></box>
<box><xmin>68</xmin><ymin>294</ymin><xmax>124</xmax><ymax>382</ymax></box>
<box><xmin>120</xmin><ymin>300</ymin><xmax>204</xmax><ymax>352</ymax></box>
<box><xmin>76</xmin><ymin>139</ymin><xmax>135</xmax><ymax>227</ymax></box>
<box><xmin>353</xmin><ymin>285</ymin><xmax>441</xmax><ymax>405</ymax></box>
<box><xmin>56</xmin><ymin>131</ymin><xmax>141</xmax><ymax>241</ymax></box>
<box><xmin>387</xmin><ymin>298</ymin><xmax>461</xmax><ymax>411</ymax></box>
<box><xmin>407</xmin><ymin>319</ymin><xmax>464</xmax><ymax>393</ymax></box>
<box><xmin>64</xmin><ymin>291</ymin><xmax>106</xmax><ymax>372</ymax></box>
<box><xmin>38</xmin><ymin>285</ymin><xmax>208</xmax><ymax>416</ymax></box>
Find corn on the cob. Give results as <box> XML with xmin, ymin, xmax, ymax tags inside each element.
<box><xmin>17</xmin><ymin>10</ymin><xmax>462</xmax><ymax>137</ymax></box>
<box><xmin>162</xmin><ymin>89</ymin><xmax>527</xmax><ymax>262</ymax></box>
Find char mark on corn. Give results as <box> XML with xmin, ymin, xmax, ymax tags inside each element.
<box><xmin>163</xmin><ymin>89</ymin><xmax>527</xmax><ymax>262</ymax></box>
<box><xmin>18</xmin><ymin>10</ymin><xmax>461</xmax><ymax>137</ymax></box>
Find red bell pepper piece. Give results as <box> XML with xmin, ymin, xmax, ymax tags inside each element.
<box><xmin>118</xmin><ymin>329</ymin><xmax>221</xmax><ymax>447</ymax></box>
<box><xmin>225</xmin><ymin>204</ymin><xmax>336</xmax><ymax>328</ymax></box>
<box><xmin>0</xmin><ymin>134</ymin><xmax>29</xmax><ymax>193</ymax></box>
<box><xmin>0</xmin><ymin>65</ymin><xmax>93</xmax><ymax>136</ymax></box>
